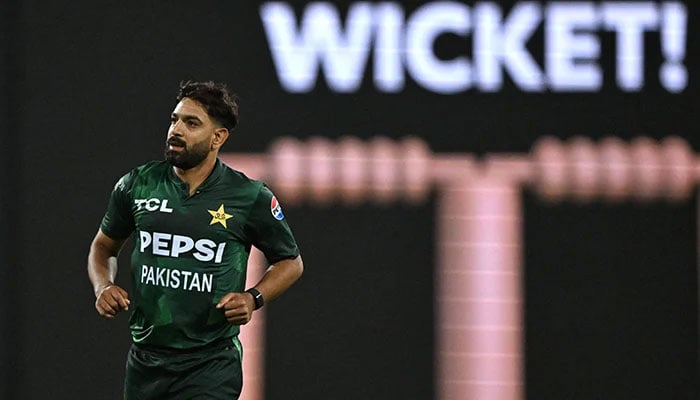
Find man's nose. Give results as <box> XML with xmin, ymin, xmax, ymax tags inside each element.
<box><xmin>169</xmin><ymin>120</ymin><xmax>184</xmax><ymax>136</ymax></box>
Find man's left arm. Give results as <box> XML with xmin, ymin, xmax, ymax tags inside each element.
<box><xmin>217</xmin><ymin>184</ymin><xmax>303</xmax><ymax>325</ymax></box>
<box><xmin>250</xmin><ymin>255</ymin><xmax>304</xmax><ymax>303</ymax></box>
<box><xmin>217</xmin><ymin>256</ymin><xmax>303</xmax><ymax>325</ymax></box>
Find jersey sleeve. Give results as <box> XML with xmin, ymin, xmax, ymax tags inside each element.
<box><xmin>99</xmin><ymin>170</ymin><xmax>136</xmax><ymax>240</ymax></box>
<box><xmin>245</xmin><ymin>184</ymin><xmax>300</xmax><ymax>264</ymax></box>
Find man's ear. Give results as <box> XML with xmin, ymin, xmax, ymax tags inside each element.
<box><xmin>212</xmin><ymin>128</ymin><xmax>230</xmax><ymax>150</ymax></box>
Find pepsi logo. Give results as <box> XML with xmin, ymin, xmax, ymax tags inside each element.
<box><xmin>270</xmin><ymin>196</ymin><xmax>285</xmax><ymax>220</ymax></box>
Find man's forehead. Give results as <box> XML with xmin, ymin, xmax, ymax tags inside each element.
<box><xmin>172</xmin><ymin>98</ymin><xmax>209</xmax><ymax>119</ymax></box>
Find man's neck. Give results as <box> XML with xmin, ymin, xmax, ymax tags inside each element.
<box><xmin>172</xmin><ymin>155</ymin><xmax>217</xmax><ymax>196</ymax></box>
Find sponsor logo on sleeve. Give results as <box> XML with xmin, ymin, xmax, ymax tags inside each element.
<box><xmin>271</xmin><ymin>196</ymin><xmax>285</xmax><ymax>220</ymax></box>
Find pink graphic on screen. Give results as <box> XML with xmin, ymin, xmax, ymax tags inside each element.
<box><xmin>223</xmin><ymin>135</ymin><xmax>697</xmax><ymax>400</ymax></box>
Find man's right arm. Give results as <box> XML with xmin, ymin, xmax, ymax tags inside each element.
<box><xmin>88</xmin><ymin>229</ymin><xmax>130</xmax><ymax>318</ymax></box>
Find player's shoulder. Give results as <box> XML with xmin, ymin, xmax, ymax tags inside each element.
<box><xmin>219</xmin><ymin>162</ymin><xmax>266</xmax><ymax>194</ymax></box>
<box><xmin>113</xmin><ymin>160</ymin><xmax>169</xmax><ymax>191</ymax></box>
<box><xmin>132</xmin><ymin>160</ymin><xmax>170</xmax><ymax>176</ymax></box>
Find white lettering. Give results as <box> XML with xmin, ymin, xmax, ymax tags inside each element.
<box><xmin>156</xmin><ymin>267</ymin><xmax>166</xmax><ymax>286</ymax></box>
<box><xmin>171</xmin><ymin>269</ymin><xmax>181</xmax><ymax>289</ymax></box>
<box><xmin>658</xmin><ymin>2</ymin><xmax>687</xmax><ymax>92</ymax></box>
<box><xmin>189</xmin><ymin>273</ymin><xmax>201</xmax><ymax>292</ymax></box>
<box><xmin>373</xmin><ymin>3</ymin><xmax>404</xmax><ymax>92</ymax></box>
<box><xmin>145</xmin><ymin>199</ymin><xmax>159</xmax><ymax>212</ymax></box>
<box><xmin>134</xmin><ymin>199</ymin><xmax>147</xmax><ymax>210</ymax></box>
<box><xmin>202</xmin><ymin>274</ymin><xmax>213</xmax><ymax>293</ymax></box>
<box><xmin>194</xmin><ymin>239</ymin><xmax>216</xmax><ymax>262</ymax></box>
<box><xmin>214</xmin><ymin>243</ymin><xmax>226</xmax><ymax>264</ymax></box>
<box><xmin>139</xmin><ymin>266</ymin><xmax>213</xmax><ymax>293</ymax></box>
<box><xmin>546</xmin><ymin>2</ymin><xmax>601</xmax><ymax>91</ymax></box>
<box><xmin>602</xmin><ymin>2</ymin><xmax>658</xmax><ymax>91</ymax></box>
<box><xmin>170</xmin><ymin>235</ymin><xmax>195</xmax><ymax>257</ymax></box>
<box><xmin>260</xmin><ymin>2</ymin><xmax>373</xmax><ymax>92</ymax></box>
<box><xmin>181</xmin><ymin>270</ymin><xmax>192</xmax><ymax>289</ymax></box>
<box><xmin>159</xmin><ymin>199</ymin><xmax>174</xmax><ymax>213</ymax></box>
<box><xmin>261</xmin><ymin>1</ymin><xmax>689</xmax><ymax>93</ymax></box>
<box><xmin>474</xmin><ymin>2</ymin><xmax>543</xmax><ymax>91</ymax></box>
<box><xmin>140</xmin><ymin>231</ymin><xmax>151</xmax><ymax>253</ymax></box>
<box><xmin>152</xmin><ymin>232</ymin><xmax>171</xmax><ymax>257</ymax></box>
<box><xmin>134</xmin><ymin>198</ymin><xmax>174</xmax><ymax>213</ymax></box>
<box><xmin>406</xmin><ymin>2</ymin><xmax>471</xmax><ymax>94</ymax></box>
<box><xmin>138</xmin><ymin>231</ymin><xmax>227</xmax><ymax>263</ymax></box>
<box><xmin>145</xmin><ymin>267</ymin><xmax>155</xmax><ymax>285</ymax></box>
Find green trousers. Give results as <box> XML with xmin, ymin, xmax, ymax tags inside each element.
<box><xmin>124</xmin><ymin>338</ymin><xmax>243</xmax><ymax>400</ymax></box>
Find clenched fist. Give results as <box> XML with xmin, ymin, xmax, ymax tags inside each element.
<box><xmin>95</xmin><ymin>284</ymin><xmax>130</xmax><ymax>318</ymax></box>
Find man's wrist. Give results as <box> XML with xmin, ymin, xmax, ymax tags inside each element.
<box><xmin>94</xmin><ymin>282</ymin><xmax>114</xmax><ymax>297</ymax></box>
<box><xmin>245</xmin><ymin>288</ymin><xmax>264</xmax><ymax>310</ymax></box>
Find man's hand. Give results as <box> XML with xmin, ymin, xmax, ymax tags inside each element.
<box><xmin>95</xmin><ymin>284</ymin><xmax>130</xmax><ymax>318</ymax></box>
<box><xmin>216</xmin><ymin>292</ymin><xmax>256</xmax><ymax>325</ymax></box>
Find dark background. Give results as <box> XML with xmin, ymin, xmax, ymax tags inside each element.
<box><xmin>0</xmin><ymin>1</ymin><xmax>698</xmax><ymax>399</ymax></box>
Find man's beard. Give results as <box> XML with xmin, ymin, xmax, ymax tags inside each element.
<box><xmin>164</xmin><ymin>137</ymin><xmax>210</xmax><ymax>170</ymax></box>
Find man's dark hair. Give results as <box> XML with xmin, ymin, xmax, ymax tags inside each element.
<box><xmin>176</xmin><ymin>81</ymin><xmax>239</xmax><ymax>131</ymax></box>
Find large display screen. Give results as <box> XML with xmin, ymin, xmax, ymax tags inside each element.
<box><xmin>5</xmin><ymin>1</ymin><xmax>698</xmax><ymax>399</ymax></box>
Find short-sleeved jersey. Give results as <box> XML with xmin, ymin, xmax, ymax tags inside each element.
<box><xmin>100</xmin><ymin>159</ymin><xmax>299</xmax><ymax>349</ymax></box>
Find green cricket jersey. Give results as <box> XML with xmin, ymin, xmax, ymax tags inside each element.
<box><xmin>100</xmin><ymin>159</ymin><xmax>299</xmax><ymax>349</ymax></box>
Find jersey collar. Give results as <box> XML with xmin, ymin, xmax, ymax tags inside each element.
<box><xmin>198</xmin><ymin>158</ymin><xmax>226</xmax><ymax>190</ymax></box>
<box><xmin>167</xmin><ymin>158</ymin><xmax>226</xmax><ymax>195</ymax></box>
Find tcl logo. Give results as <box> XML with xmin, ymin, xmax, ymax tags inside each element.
<box><xmin>134</xmin><ymin>198</ymin><xmax>174</xmax><ymax>213</ymax></box>
<box><xmin>261</xmin><ymin>1</ymin><xmax>688</xmax><ymax>93</ymax></box>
